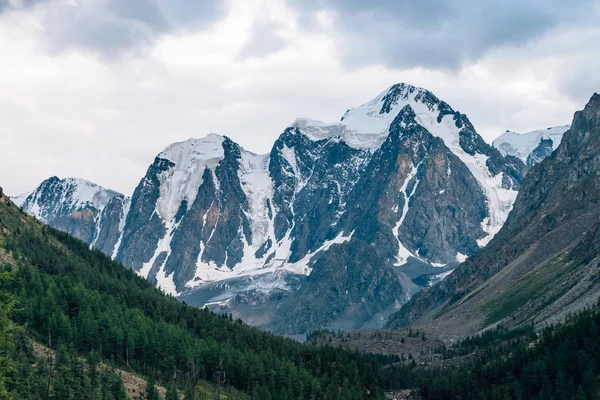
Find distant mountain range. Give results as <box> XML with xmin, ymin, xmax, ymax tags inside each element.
<box><xmin>14</xmin><ymin>83</ymin><xmax>572</xmax><ymax>334</ymax></box>
<box><xmin>492</xmin><ymin>125</ymin><xmax>570</xmax><ymax>168</ymax></box>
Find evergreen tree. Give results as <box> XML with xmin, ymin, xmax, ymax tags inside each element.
<box><xmin>0</xmin><ymin>271</ymin><xmax>16</xmax><ymax>399</ymax></box>
<box><xmin>165</xmin><ymin>383</ymin><xmax>178</xmax><ymax>400</ymax></box>
<box><xmin>103</xmin><ymin>369</ymin><xmax>127</xmax><ymax>400</ymax></box>
<box><xmin>144</xmin><ymin>375</ymin><xmax>160</xmax><ymax>400</ymax></box>
<box><xmin>183</xmin><ymin>384</ymin><xmax>195</xmax><ymax>400</ymax></box>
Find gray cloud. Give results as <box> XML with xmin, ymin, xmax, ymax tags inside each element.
<box><xmin>1</xmin><ymin>0</ymin><xmax>225</xmax><ymax>57</ymax></box>
<box><xmin>560</xmin><ymin>66</ymin><xmax>600</xmax><ymax>103</ymax></box>
<box><xmin>237</xmin><ymin>18</ymin><xmax>287</xmax><ymax>60</ymax></box>
<box><xmin>0</xmin><ymin>0</ymin><xmax>45</xmax><ymax>13</ymax></box>
<box><xmin>288</xmin><ymin>0</ymin><xmax>596</xmax><ymax>69</ymax></box>
<box><xmin>1</xmin><ymin>0</ymin><xmax>599</xmax><ymax>198</ymax></box>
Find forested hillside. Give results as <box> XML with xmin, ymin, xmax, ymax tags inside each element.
<box><xmin>413</xmin><ymin>306</ymin><xmax>600</xmax><ymax>399</ymax></box>
<box><xmin>0</xmin><ymin>190</ymin><xmax>400</xmax><ymax>399</ymax></box>
<box><xmin>3</xmin><ymin>185</ymin><xmax>600</xmax><ymax>400</ymax></box>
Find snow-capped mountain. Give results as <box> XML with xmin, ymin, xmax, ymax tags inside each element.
<box><xmin>493</xmin><ymin>125</ymin><xmax>570</xmax><ymax>168</ymax></box>
<box><xmin>14</xmin><ymin>83</ymin><xmax>528</xmax><ymax>334</ymax></box>
<box><xmin>14</xmin><ymin>177</ymin><xmax>126</xmax><ymax>246</ymax></box>
<box><xmin>388</xmin><ymin>94</ymin><xmax>600</xmax><ymax>336</ymax></box>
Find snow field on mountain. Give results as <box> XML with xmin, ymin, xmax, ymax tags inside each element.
<box><xmin>493</xmin><ymin>125</ymin><xmax>569</xmax><ymax>162</ymax></box>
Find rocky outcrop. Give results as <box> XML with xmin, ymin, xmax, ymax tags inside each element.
<box><xmin>116</xmin><ymin>157</ymin><xmax>172</xmax><ymax>271</ymax></box>
<box><xmin>92</xmin><ymin>195</ymin><xmax>130</xmax><ymax>256</ymax></box>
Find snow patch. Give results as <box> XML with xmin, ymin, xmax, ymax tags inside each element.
<box><xmin>429</xmin><ymin>270</ymin><xmax>453</xmax><ymax>286</ymax></box>
<box><xmin>187</xmin><ymin>230</ymin><xmax>353</xmax><ymax>286</ymax></box>
<box><xmin>138</xmin><ymin>218</ymin><xmax>181</xmax><ymax>287</ymax></box>
<box><xmin>155</xmin><ymin>267</ymin><xmax>179</xmax><ymax>297</ymax></box>
<box><xmin>393</xmin><ymin>162</ymin><xmax>422</xmax><ymax>266</ymax></box>
<box><xmin>238</xmin><ymin>150</ymin><xmax>275</xmax><ymax>263</ymax></box>
<box><xmin>89</xmin><ymin>211</ymin><xmax>103</xmax><ymax>249</ymax></box>
<box><xmin>156</xmin><ymin>134</ymin><xmax>225</xmax><ymax>222</ymax></box>
<box><xmin>111</xmin><ymin>198</ymin><xmax>131</xmax><ymax>260</ymax></box>
<box><xmin>287</xmin><ymin>230</ymin><xmax>355</xmax><ymax>275</ymax></box>
<box><xmin>281</xmin><ymin>144</ymin><xmax>301</xmax><ymax>180</ymax></box>
<box><xmin>66</xmin><ymin>178</ymin><xmax>116</xmax><ymax>210</ymax></box>
<box><xmin>493</xmin><ymin>125</ymin><xmax>569</xmax><ymax>162</ymax></box>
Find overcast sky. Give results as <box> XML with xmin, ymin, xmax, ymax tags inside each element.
<box><xmin>1</xmin><ymin>0</ymin><xmax>599</xmax><ymax>196</ymax></box>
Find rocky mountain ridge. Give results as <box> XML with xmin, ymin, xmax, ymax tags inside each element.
<box><xmin>13</xmin><ymin>83</ymin><xmax>529</xmax><ymax>334</ymax></box>
<box><xmin>387</xmin><ymin>94</ymin><xmax>600</xmax><ymax>338</ymax></box>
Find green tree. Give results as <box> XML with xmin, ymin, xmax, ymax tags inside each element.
<box><xmin>0</xmin><ymin>271</ymin><xmax>18</xmax><ymax>399</ymax></box>
<box><xmin>144</xmin><ymin>375</ymin><xmax>160</xmax><ymax>400</ymax></box>
<box><xmin>183</xmin><ymin>384</ymin><xmax>195</xmax><ymax>400</ymax></box>
<box><xmin>165</xmin><ymin>383</ymin><xmax>178</xmax><ymax>400</ymax></box>
<box><xmin>104</xmin><ymin>370</ymin><xmax>127</xmax><ymax>400</ymax></box>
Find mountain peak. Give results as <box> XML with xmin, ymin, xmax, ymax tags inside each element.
<box><xmin>492</xmin><ymin>125</ymin><xmax>570</xmax><ymax>166</ymax></box>
<box><xmin>582</xmin><ymin>92</ymin><xmax>600</xmax><ymax>118</ymax></box>
<box><xmin>154</xmin><ymin>134</ymin><xmax>228</xmax><ymax>222</ymax></box>
<box><xmin>289</xmin><ymin>82</ymin><xmax>460</xmax><ymax>151</ymax></box>
<box><xmin>378</xmin><ymin>82</ymin><xmax>441</xmax><ymax>115</ymax></box>
<box><xmin>18</xmin><ymin>176</ymin><xmax>121</xmax><ymax>224</ymax></box>
<box><xmin>158</xmin><ymin>134</ymin><xmax>226</xmax><ymax>164</ymax></box>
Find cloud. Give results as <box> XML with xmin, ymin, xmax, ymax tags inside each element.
<box><xmin>287</xmin><ymin>0</ymin><xmax>596</xmax><ymax>70</ymax></box>
<box><xmin>548</xmin><ymin>26</ymin><xmax>600</xmax><ymax>103</ymax></box>
<box><xmin>0</xmin><ymin>0</ymin><xmax>225</xmax><ymax>58</ymax></box>
<box><xmin>0</xmin><ymin>0</ymin><xmax>44</xmax><ymax>13</ymax></box>
<box><xmin>0</xmin><ymin>0</ymin><xmax>599</xmax><ymax>198</ymax></box>
<box><xmin>237</xmin><ymin>18</ymin><xmax>287</xmax><ymax>60</ymax></box>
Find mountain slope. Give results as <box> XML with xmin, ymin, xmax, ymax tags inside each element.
<box><xmin>163</xmin><ymin>83</ymin><xmax>527</xmax><ymax>333</ymax></box>
<box><xmin>387</xmin><ymin>93</ymin><xmax>600</xmax><ymax>337</ymax></box>
<box><xmin>13</xmin><ymin>83</ymin><xmax>527</xmax><ymax>334</ymax></box>
<box><xmin>493</xmin><ymin>125</ymin><xmax>570</xmax><ymax>167</ymax></box>
<box><xmin>0</xmin><ymin>187</ymin><xmax>402</xmax><ymax>400</ymax></box>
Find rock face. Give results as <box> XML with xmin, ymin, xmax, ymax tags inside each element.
<box><xmin>13</xmin><ymin>83</ymin><xmax>528</xmax><ymax>334</ymax></box>
<box><xmin>493</xmin><ymin>125</ymin><xmax>569</xmax><ymax>168</ymax></box>
<box><xmin>387</xmin><ymin>94</ymin><xmax>600</xmax><ymax>338</ymax></box>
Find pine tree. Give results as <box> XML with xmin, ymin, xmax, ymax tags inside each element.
<box><xmin>574</xmin><ymin>385</ymin><xmax>586</xmax><ymax>400</ymax></box>
<box><xmin>144</xmin><ymin>375</ymin><xmax>160</xmax><ymax>400</ymax></box>
<box><xmin>581</xmin><ymin>369</ymin><xmax>596</xmax><ymax>398</ymax></box>
<box><xmin>0</xmin><ymin>271</ymin><xmax>16</xmax><ymax>399</ymax></box>
<box><xmin>53</xmin><ymin>345</ymin><xmax>74</xmax><ymax>400</ymax></box>
<box><xmin>183</xmin><ymin>384</ymin><xmax>195</xmax><ymax>400</ymax></box>
<box><xmin>102</xmin><ymin>369</ymin><xmax>127</xmax><ymax>400</ymax></box>
<box><xmin>165</xmin><ymin>383</ymin><xmax>178</xmax><ymax>400</ymax></box>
